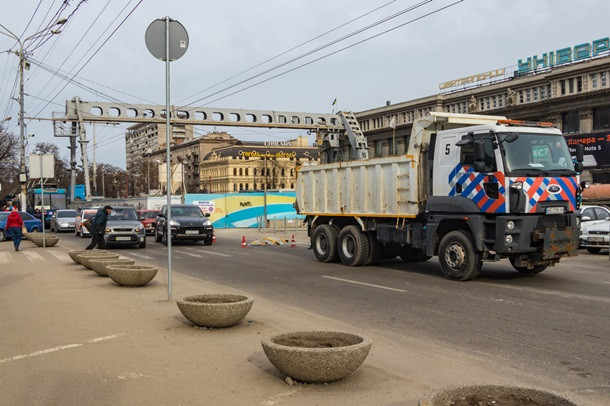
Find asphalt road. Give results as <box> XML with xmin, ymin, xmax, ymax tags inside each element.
<box><xmin>61</xmin><ymin>230</ymin><xmax>610</xmax><ymax>404</ymax></box>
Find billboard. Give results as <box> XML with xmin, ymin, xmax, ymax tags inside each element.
<box><xmin>566</xmin><ymin>132</ymin><xmax>610</xmax><ymax>169</ymax></box>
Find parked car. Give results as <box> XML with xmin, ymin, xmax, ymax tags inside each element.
<box><xmin>50</xmin><ymin>209</ymin><xmax>79</xmax><ymax>232</ymax></box>
<box><xmin>580</xmin><ymin>218</ymin><xmax>610</xmax><ymax>254</ymax></box>
<box><xmin>104</xmin><ymin>206</ymin><xmax>146</xmax><ymax>248</ymax></box>
<box><xmin>155</xmin><ymin>204</ymin><xmax>213</xmax><ymax>246</ymax></box>
<box><xmin>75</xmin><ymin>209</ymin><xmax>97</xmax><ymax>238</ymax></box>
<box><xmin>137</xmin><ymin>209</ymin><xmax>160</xmax><ymax>235</ymax></box>
<box><xmin>577</xmin><ymin>205</ymin><xmax>610</xmax><ymax>224</ymax></box>
<box><xmin>0</xmin><ymin>211</ymin><xmax>43</xmax><ymax>242</ymax></box>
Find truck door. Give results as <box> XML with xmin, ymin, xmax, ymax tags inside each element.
<box><xmin>432</xmin><ymin>134</ymin><xmax>461</xmax><ymax>196</ymax></box>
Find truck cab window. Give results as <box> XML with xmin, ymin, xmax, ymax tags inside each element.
<box><xmin>459</xmin><ymin>137</ymin><xmax>497</xmax><ymax>172</ymax></box>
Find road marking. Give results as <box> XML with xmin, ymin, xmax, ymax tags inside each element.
<box><xmin>47</xmin><ymin>250</ymin><xmax>70</xmax><ymax>262</ymax></box>
<box><xmin>22</xmin><ymin>251</ymin><xmax>44</xmax><ymax>262</ymax></box>
<box><xmin>476</xmin><ymin>281</ymin><xmax>610</xmax><ymax>304</ymax></box>
<box><xmin>174</xmin><ymin>250</ymin><xmax>202</xmax><ymax>258</ymax></box>
<box><xmin>0</xmin><ymin>252</ymin><xmax>11</xmax><ymax>264</ymax></box>
<box><xmin>124</xmin><ymin>252</ymin><xmax>154</xmax><ymax>260</ymax></box>
<box><xmin>322</xmin><ymin>275</ymin><xmax>407</xmax><ymax>292</ymax></box>
<box><xmin>182</xmin><ymin>248</ymin><xmax>231</xmax><ymax>258</ymax></box>
<box><xmin>0</xmin><ymin>333</ymin><xmax>124</xmax><ymax>365</ymax></box>
<box><xmin>261</xmin><ymin>388</ymin><xmax>305</xmax><ymax>406</ymax></box>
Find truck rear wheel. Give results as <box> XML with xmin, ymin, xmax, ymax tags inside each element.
<box><xmin>438</xmin><ymin>230</ymin><xmax>482</xmax><ymax>281</ymax></box>
<box><xmin>338</xmin><ymin>225</ymin><xmax>369</xmax><ymax>266</ymax></box>
<box><xmin>363</xmin><ymin>232</ymin><xmax>380</xmax><ymax>266</ymax></box>
<box><xmin>509</xmin><ymin>258</ymin><xmax>547</xmax><ymax>274</ymax></box>
<box><xmin>312</xmin><ymin>224</ymin><xmax>339</xmax><ymax>263</ymax></box>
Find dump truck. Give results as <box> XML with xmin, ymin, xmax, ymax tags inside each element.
<box><xmin>296</xmin><ymin>112</ymin><xmax>586</xmax><ymax>280</ymax></box>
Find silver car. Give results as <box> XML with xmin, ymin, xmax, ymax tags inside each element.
<box><xmin>50</xmin><ymin>209</ymin><xmax>79</xmax><ymax>232</ymax></box>
<box><xmin>580</xmin><ymin>219</ymin><xmax>610</xmax><ymax>254</ymax></box>
<box><xmin>103</xmin><ymin>207</ymin><xmax>146</xmax><ymax>248</ymax></box>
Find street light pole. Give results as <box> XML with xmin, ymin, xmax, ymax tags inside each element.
<box><xmin>0</xmin><ymin>19</ymin><xmax>66</xmax><ymax>212</ymax></box>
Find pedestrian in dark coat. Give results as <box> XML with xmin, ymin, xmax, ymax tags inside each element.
<box><xmin>6</xmin><ymin>207</ymin><xmax>24</xmax><ymax>251</ymax></box>
<box><xmin>85</xmin><ymin>205</ymin><xmax>112</xmax><ymax>250</ymax></box>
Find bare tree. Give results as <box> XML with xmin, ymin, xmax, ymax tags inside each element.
<box><xmin>0</xmin><ymin>124</ymin><xmax>19</xmax><ymax>198</ymax></box>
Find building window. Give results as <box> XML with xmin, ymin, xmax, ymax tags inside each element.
<box><xmin>540</xmin><ymin>86</ymin><xmax>546</xmax><ymax>99</ymax></box>
<box><xmin>253</xmin><ymin>168</ymin><xmax>257</xmax><ymax>176</ymax></box>
<box><xmin>492</xmin><ymin>96</ymin><xmax>497</xmax><ymax>108</ymax></box>
<box><xmin>593</xmin><ymin>106</ymin><xmax>610</xmax><ymax>130</ymax></box>
<box><xmin>388</xmin><ymin>139</ymin><xmax>394</xmax><ymax>155</ymax></box>
<box><xmin>239</xmin><ymin>183</ymin><xmax>243</xmax><ymax>191</ymax></box>
<box><xmin>560</xmin><ymin>80</ymin><xmax>566</xmax><ymax>95</ymax></box>
<box><xmin>568</xmin><ymin>78</ymin><xmax>574</xmax><ymax>93</ymax></box>
<box><xmin>375</xmin><ymin>140</ymin><xmax>383</xmax><ymax>157</ymax></box>
<box><xmin>290</xmin><ymin>169</ymin><xmax>294</xmax><ymax>176</ymax></box>
<box><xmin>245</xmin><ymin>168</ymin><xmax>248</xmax><ymax>176</ymax></box>
<box><xmin>519</xmin><ymin>91</ymin><xmax>524</xmax><ymax>103</ymax></box>
<box><xmin>533</xmin><ymin>88</ymin><xmax>538</xmax><ymax>101</ymax></box>
<box><xmin>239</xmin><ymin>168</ymin><xmax>243</xmax><ymax>176</ymax></box>
<box><xmin>526</xmin><ymin>89</ymin><xmax>531</xmax><ymax>102</ymax></box>
<box><xmin>233</xmin><ymin>168</ymin><xmax>237</xmax><ymax>176</ymax></box>
<box><xmin>591</xmin><ymin>73</ymin><xmax>598</xmax><ymax>88</ymax></box>
<box><xmin>601</xmin><ymin>71</ymin><xmax>607</xmax><ymax>87</ymax></box>
<box><xmin>290</xmin><ymin>183</ymin><xmax>294</xmax><ymax>189</ymax></box>
<box><xmin>233</xmin><ymin>184</ymin><xmax>237</xmax><ymax>192</ymax></box>
<box><xmin>281</xmin><ymin>168</ymin><xmax>285</xmax><ymax>176</ymax></box>
<box><xmin>561</xmin><ymin>111</ymin><xmax>580</xmax><ymax>134</ymax></box>
<box><xmin>577</xmin><ymin>77</ymin><xmax>582</xmax><ymax>92</ymax></box>
<box><xmin>479</xmin><ymin>99</ymin><xmax>485</xmax><ymax>110</ymax></box>
<box><xmin>486</xmin><ymin>97</ymin><xmax>491</xmax><ymax>109</ymax></box>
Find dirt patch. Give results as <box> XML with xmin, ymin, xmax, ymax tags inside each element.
<box><xmin>274</xmin><ymin>336</ymin><xmax>359</xmax><ymax>348</ymax></box>
<box><xmin>449</xmin><ymin>393</ymin><xmax>558</xmax><ymax>406</ymax></box>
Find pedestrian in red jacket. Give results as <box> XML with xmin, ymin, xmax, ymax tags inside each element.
<box><xmin>6</xmin><ymin>207</ymin><xmax>24</xmax><ymax>251</ymax></box>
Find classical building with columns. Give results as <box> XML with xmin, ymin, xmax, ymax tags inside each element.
<box><xmin>356</xmin><ymin>50</ymin><xmax>610</xmax><ymax>183</ymax></box>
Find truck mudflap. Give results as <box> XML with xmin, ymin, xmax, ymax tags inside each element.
<box><xmin>532</xmin><ymin>227</ymin><xmax>579</xmax><ymax>259</ymax></box>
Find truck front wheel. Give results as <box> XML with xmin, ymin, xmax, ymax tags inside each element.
<box><xmin>438</xmin><ymin>230</ymin><xmax>482</xmax><ymax>281</ymax></box>
<box><xmin>338</xmin><ymin>225</ymin><xmax>369</xmax><ymax>266</ymax></box>
<box><xmin>312</xmin><ymin>224</ymin><xmax>339</xmax><ymax>263</ymax></box>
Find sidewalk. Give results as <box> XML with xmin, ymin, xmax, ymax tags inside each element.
<box><xmin>0</xmin><ymin>240</ymin><xmax>572</xmax><ymax>405</ymax></box>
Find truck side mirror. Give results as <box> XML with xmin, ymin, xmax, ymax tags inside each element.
<box><xmin>574</xmin><ymin>162</ymin><xmax>584</xmax><ymax>173</ymax></box>
<box><xmin>576</xmin><ymin>144</ymin><xmax>584</xmax><ymax>162</ymax></box>
<box><xmin>473</xmin><ymin>140</ymin><xmax>486</xmax><ymax>172</ymax></box>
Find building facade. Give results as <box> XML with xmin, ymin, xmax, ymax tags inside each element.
<box><xmin>200</xmin><ymin>136</ymin><xmax>319</xmax><ymax>193</ymax></box>
<box><xmin>356</xmin><ymin>53</ymin><xmax>610</xmax><ymax>183</ymax></box>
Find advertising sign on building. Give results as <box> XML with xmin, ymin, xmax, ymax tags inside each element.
<box><xmin>193</xmin><ymin>200</ymin><xmax>215</xmax><ymax>214</ymax></box>
<box><xmin>566</xmin><ymin>133</ymin><xmax>610</xmax><ymax>169</ymax></box>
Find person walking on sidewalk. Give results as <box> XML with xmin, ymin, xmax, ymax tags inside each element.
<box><xmin>85</xmin><ymin>205</ymin><xmax>112</xmax><ymax>250</ymax></box>
<box><xmin>6</xmin><ymin>206</ymin><xmax>24</xmax><ymax>251</ymax></box>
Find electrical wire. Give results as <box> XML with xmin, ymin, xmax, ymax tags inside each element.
<box><xmin>182</xmin><ymin>0</ymin><xmax>432</xmax><ymax>108</ymax></box>
<box><xmin>176</xmin><ymin>0</ymin><xmax>398</xmax><ymax>105</ymax></box>
<box><xmin>19</xmin><ymin>0</ymin><xmax>44</xmax><ymax>39</ymax></box>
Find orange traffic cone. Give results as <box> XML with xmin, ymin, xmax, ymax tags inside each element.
<box><xmin>290</xmin><ymin>234</ymin><xmax>296</xmax><ymax>248</ymax></box>
<box><xmin>241</xmin><ymin>236</ymin><xmax>247</xmax><ymax>248</ymax></box>
<box><xmin>212</xmin><ymin>233</ymin><xmax>216</xmax><ymax>243</ymax></box>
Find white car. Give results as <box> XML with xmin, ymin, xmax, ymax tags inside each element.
<box><xmin>580</xmin><ymin>219</ymin><xmax>610</xmax><ymax>254</ymax></box>
<box><xmin>578</xmin><ymin>205</ymin><xmax>610</xmax><ymax>224</ymax></box>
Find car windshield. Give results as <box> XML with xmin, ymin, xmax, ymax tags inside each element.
<box><xmin>108</xmin><ymin>208</ymin><xmax>138</xmax><ymax>221</ymax></box>
<box><xmin>0</xmin><ymin>213</ymin><xmax>8</xmax><ymax>221</ymax></box>
<box><xmin>501</xmin><ymin>132</ymin><xmax>575</xmax><ymax>176</ymax></box>
<box><xmin>142</xmin><ymin>211</ymin><xmax>159</xmax><ymax>219</ymax></box>
<box><xmin>171</xmin><ymin>206</ymin><xmax>204</xmax><ymax>218</ymax></box>
<box><xmin>83</xmin><ymin>212</ymin><xmax>95</xmax><ymax>219</ymax></box>
<box><xmin>58</xmin><ymin>210</ymin><xmax>78</xmax><ymax>218</ymax></box>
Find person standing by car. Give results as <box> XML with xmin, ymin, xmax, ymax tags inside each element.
<box><xmin>86</xmin><ymin>205</ymin><xmax>112</xmax><ymax>250</ymax></box>
<box><xmin>6</xmin><ymin>206</ymin><xmax>24</xmax><ymax>251</ymax></box>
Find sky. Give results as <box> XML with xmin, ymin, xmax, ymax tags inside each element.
<box><xmin>0</xmin><ymin>0</ymin><xmax>608</xmax><ymax>169</ymax></box>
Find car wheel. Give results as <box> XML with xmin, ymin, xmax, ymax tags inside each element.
<box><xmin>586</xmin><ymin>247</ymin><xmax>602</xmax><ymax>254</ymax></box>
<box><xmin>203</xmin><ymin>237</ymin><xmax>213</xmax><ymax>245</ymax></box>
<box><xmin>139</xmin><ymin>242</ymin><xmax>146</xmax><ymax>249</ymax></box>
<box><xmin>162</xmin><ymin>229</ymin><xmax>168</xmax><ymax>246</ymax></box>
<box><xmin>31</xmin><ymin>227</ymin><xmax>38</xmax><ymax>233</ymax></box>
<box><xmin>0</xmin><ymin>229</ymin><xmax>6</xmax><ymax>242</ymax></box>
<box><xmin>155</xmin><ymin>227</ymin><xmax>162</xmax><ymax>242</ymax></box>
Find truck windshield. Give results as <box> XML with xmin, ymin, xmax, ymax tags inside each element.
<box><xmin>500</xmin><ymin>132</ymin><xmax>575</xmax><ymax>176</ymax></box>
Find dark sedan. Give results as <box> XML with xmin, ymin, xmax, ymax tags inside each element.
<box><xmin>154</xmin><ymin>204</ymin><xmax>213</xmax><ymax>246</ymax></box>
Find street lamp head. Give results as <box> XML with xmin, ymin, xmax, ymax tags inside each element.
<box><xmin>50</xmin><ymin>29</ymin><xmax>62</xmax><ymax>35</ymax></box>
<box><xmin>55</xmin><ymin>18</ymin><xmax>67</xmax><ymax>25</ymax></box>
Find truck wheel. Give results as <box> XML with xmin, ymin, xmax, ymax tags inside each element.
<box><xmin>363</xmin><ymin>232</ymin><xmax>380</xmax><ymax>266</ymax></box>
<box><xmin>338</xmin><ymin>225</ymin><xmax>369</xmax><ymax>267</ymax></box>
<box><xmin>586</xmin><ymin>247</ymin><xmax>602</xmax><ymax>254</ymax></box>
<box><xmin>509</xmin><ymin>259</ymin><xmax>547</xmax><ymax>274</ymax></box>
<box><xmin>438</xmin><ymin>230</ymin><xmax>482</xmax><ymax>281</ymax></box>
<box><xmin>399</xmin><ymin>247</ymin><xmax>431</xmax><ymax>262</ymax></box>
<box><xmin>312</xmin><ymin>224</ymin><xmax>339</xmax><ymax>263</ymax></box>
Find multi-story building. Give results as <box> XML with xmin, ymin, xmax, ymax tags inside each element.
<box><xmin>200</xmin><ymin>136</ymin><xmax>319</xmax><ymax>193</ymax></box>
<box><xmin>356</xmin><ymin>48</ymin><xmax>610</xmax><ymax>183</ymax></box>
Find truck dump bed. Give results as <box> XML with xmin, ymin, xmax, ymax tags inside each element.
<box><xmin>296</xmin><ymin>155</ymin><xmax>421</xmax><ymax>218</ymax></box>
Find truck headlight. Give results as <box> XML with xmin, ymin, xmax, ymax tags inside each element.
<box><xmin>507</xmin><ymin>221</ymin><xmax>515</xmax><ymax>230</ymax></box>
<box><xmin>505</xmin><ymin>235</ymin><xmax>513</xmax><ymax>244</ymax></box>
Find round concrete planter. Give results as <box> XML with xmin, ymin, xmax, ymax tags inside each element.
<box><xmin>69</xmin><ymin>250</ymin><xmax>108</xmax><ymax>263</ymax></box>
<box><xmin>418</xmin><ymin>385</ymin><xmax>578</xmax><ymax>406</ymax></box>
<box><xmin>28</xmin><ymin>235</ymin><xmax>59</xmax><ymax>247</ymax></box>
<box><xmin>177</xmin><ymin>294</ymin><xmax>254</xmax><ymax>328</ymax></box>
<box><xmin>261</xmin><ymin>331</ymin><xmax>372</xmax><ymax>383</ymax></box>
<box><xmin>89</xmin><ymin>258</ymin><xmax>136</xmax><ymax>276</ymax></box>
<box><xmin>78</xmin><ymin>253</ymin><xmax>119</xmax><ymax>269</ymax></box>
<box><xmin>107</xmin><ymin>265</ymin><xmax>158</xmax><ymax>287</ymax></box>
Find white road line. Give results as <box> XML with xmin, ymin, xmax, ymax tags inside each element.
<box><xmin>22</xmin><ymin>251</ymin><xmax>44</xmax><ymax>262</ymax></box>
<box><xmin>322</xmin><ymin>275</ymin><xmax>408</xmax><ymax>292</ymax></box>
<box><xmin>174</xmin><ymin>250</ymin><xmax>203</xmax><ymax>258</ymax></box>
<box><xmin>47</xmin><ymin>250</ymin><xmax>70</xmax><ymax>262</ymax></box>
<box><xmin>181</xmin><ymin>247</ymin><xmax>231</xmax><ymax>257</ymax></box>
<box><xmin>124</xmin><ymin>252</ymin><xmax>154</xmax><ymax>260</ymax></box>
<box><xmin>0</xmin><ymin>333</ymin><xmax>124</xmax><ymax>365</ymax></box>
<box><xmin>0</xmin><ymin>252</ymin><xmax>11</xmax><ymax>264</ymax></box>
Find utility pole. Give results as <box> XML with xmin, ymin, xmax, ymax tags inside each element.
<box><xmin>92</xmin><ymin>123</ymin><xmax>97</xmax><ymax>196</ymax></box>
<box><xmin>0</xmin><ymin>19</ymin><xmax>67</xmax><ymax>211</ymax></box>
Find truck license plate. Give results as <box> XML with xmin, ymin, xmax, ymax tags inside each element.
<box><xmin>546</xmin><ymin>207</ymin><xmax>565</xmax><ymax>214</ymax></box>
<box><xmin>185</xmin><ymin>230</ymin><xmax>199</xmax><ymax>235</ymax></box>
<box><xmin>116</xmin><ymin>236</ymin><xmax>131</xmax><ymax>241</ymax></box>
<box><xmin>588</xmin><ymin>237</ymin><xmax>604</xmax><ymax>243</ymax></box>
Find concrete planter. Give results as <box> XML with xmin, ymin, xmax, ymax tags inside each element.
<box><xmin>28</xmin><ymin>235</ymin><xmax>59</xmax><ymax>247</ymax></box>
<box><xmin>261</xmin><ymin>331</ymin><xmax>372</xmax><ymax>383</ymax></box>
<box><xmin>89</xmin><ymin>258</ymin><xmax>136</xmax><ymax>277</ymax></box>
<box><xmin>78</xmin><ymin>253</ymin><xmax>119</xmax><ymax>269</ymax></box>
<box><xmin>69</xmin><ymin>250</ymin><xmax>107</xmax><ymax>263</ymax></box>
<box><xmin>418</xmin><ymin>385</ymin><xmax>578</xmax><ymax>406</ymax></box>
<box><xmin>107</xmin><ymin>265</ymin><xmax>158</xmax><ymax>287</ymax></box>
<box><xmin>177</xmin><ymin>294</ymin><xmax>254</xmax><ymax>328</ymax></box>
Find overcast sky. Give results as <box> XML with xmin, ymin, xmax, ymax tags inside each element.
<box><xmin>0</xmin><ymin>0</ymin><xmax>607</xmax><ymax>169</ymax></box>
